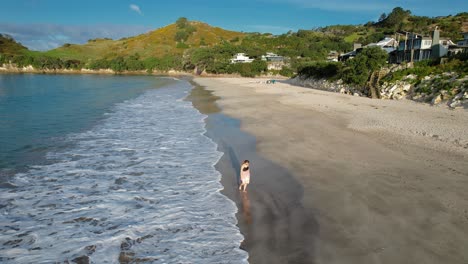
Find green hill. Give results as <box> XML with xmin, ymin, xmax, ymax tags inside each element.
<box><xmin>318</xmin><ymin>9</ymin><xmax>467</xmax><ymax>46</ymax></box>
<box><xmin>43</xmin><ymin>20</ymin><xmax>246</xmax><ymax>62</ymax></box>
<box><xmin>1</xmin><ymin>10</ymin><xmax>466</xmax><ymax>75</ymax></box>
<box><xmin>0</xmin><ymin>34</ymin><xmax>28</xmax><ymax>55</ymax></box>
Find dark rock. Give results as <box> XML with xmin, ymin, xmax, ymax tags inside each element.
<box><xmin>72</xmin><ymin>255</ymin><xmax>89</xmax><ymax>264</ymax></box>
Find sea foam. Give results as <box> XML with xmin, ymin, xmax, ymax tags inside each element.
<box><xmin>0</xmin><ymin>81</ymin><xmax>248</xmax><ymax>263</ymax></box>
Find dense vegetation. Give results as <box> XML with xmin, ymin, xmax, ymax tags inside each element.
<box><xmin>297</xmin><ymin>47</ymin><xmax>389</xmax><ymax>86</ymax></box>
<box><xmin>383</xmin><ymin>53</ymin><xmax>468</xmax><ymax>83</ymax></box>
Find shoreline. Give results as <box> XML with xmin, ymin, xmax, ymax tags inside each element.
<box><xmin>187</xmin><ymin>83</ymin><xmax>318</xmax><ymax>263</ymax></box>
<box><xmin>192</xmin><ymin>77</ymin><xmax>468</xmax><ymax>264</ymax></box>
<box><xmin>2</xmin><ymin>68</ymin><xmax>466</xmax><ymax>111</ymax></box>
<box><xmin>0</xmin><ymin>67</ymin><xmax>191</xmax><ymax>76</ymax></box>
<box><xmin>0</xmin><ymin>66</ymin><xmax>287</xmax><ymax>79</ymax></box>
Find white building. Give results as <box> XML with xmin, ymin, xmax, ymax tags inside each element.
<box><xmin>366</xmin><ymin>37</ymin><xmax>399</xmax><ymax>53</ymax></box>
<box><xmin>230</xmin><ymin>53</ymin><xmax>254</xmax><ymax>63</ymax></box>
<box><xmin>457</xmin><ymin>32</ymin><xmax>468</xmax><ymax>47</ymax></box>
<box><xmin>394</xmin><ymin>28</ymin><xmax>457</xmax><ymax>63</ymax></box>
<box><xmin>261</xmin><ymin>52</ymin><xmax>284</xmax><ymax>62</ymax></box>
<box><xmin>339</xmin><ymin>38</ymin><xmax>397</xmax><ymax>61</ymax></box>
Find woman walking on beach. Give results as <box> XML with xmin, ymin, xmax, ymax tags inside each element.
<box><xmin>239</xmin><ymin>160</ymin><xmax>250</xmax><ymax>192</ymax></box>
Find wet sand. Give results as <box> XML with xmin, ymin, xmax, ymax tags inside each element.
<box><xmin>188</xmin><ymin>84</ymin><xmax>318</xmax><ymax>264</ymax></box>
<box><xmin>192</xmin><ymin>77</ymin><xmax>468</xmax><ymax>264</ymax></box>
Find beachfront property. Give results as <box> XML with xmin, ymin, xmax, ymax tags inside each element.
<box><xmin>452</xmin><ymin>32</ymin><xmax>468</xmax><ymax>55</ymax></box>
<box><xmin>339</xmin><ymin>28</ymin><xmax>464</xmax><ymax>64</ymax></box>
<box><xmin>339</xmin><ymin>49</ymin><xmax>357</xmax><ymax>61</ymax></box>
<box><xmin>230</xmin><ymin>53</ymin><xmax>254</xmax><ymax>63</ymax></box>
<box><xmin>261</xmin><ymin>52</ymin><xmax>284</xmax><ymax>62</ymax></box>
<box><xmin>457</xmin><ymin>32</ymin><xmax>468</xmax><ymax>46</ymax></box>
<box><xmin>365</xmin><ymin>37</ymin><xmax>399</xmax><ymax>53</ymax></box>
<box><xmin>339</xmin><ymin>38</ymin><xmax>397</xmax><ymax>61</ymax></box>
<box><xmin>230</xmin><ymin>52</ymin><xmax>289</xmax><ymax>70</ymax></box>
<box><xmin>261</xmin><ymin>52</ymin><xmax>288</xmax><ymax>70</ymax></box>
<box><xmin>391</xmin><ymin>28</ymin><xmax>458</xmax><ymax>63</ymax></box>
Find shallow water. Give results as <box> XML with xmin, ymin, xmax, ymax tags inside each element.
<box><xmin>0</xmin><ymin>74</ymin><xmax>175</xmax><ymax>171</ymax></box>
<box><xmin>0</xmin><ymin>75</ymin><xmax>247</xmax><ymax>263</ymax></box>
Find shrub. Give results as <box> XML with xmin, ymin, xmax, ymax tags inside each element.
<box><xmin>279</xmin><ymin>67</ymin><xmax>294</xmax><ymax>77</ymax></box>
<box><xmin>176</xmin><ymin>42</ymin><xmax>189</xmax><ymax>49</ymax></box>
<box><xmin>175</xmin><ymin>30</ymin><xmax>189</xmax><ymax>42</ymax></box>
<box><xmin>297</xmin><ymin>61</ymin><xmax>342</xmax><ymax>80</ymax></box>
<box><xmin>341</xmin><ymin>46</ymin><xmax>388</xmax><ymax>86</ymax></box>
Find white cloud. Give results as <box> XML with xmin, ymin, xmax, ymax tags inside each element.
<box><xmin>130</xmin><ymin>4</ymin><xmax>143</xmax><ymax>15</ymax></box>
<box><xmin>0</xmin><ymin>23</ymin><xmax>152</xmax><ymax>50</ymax></box>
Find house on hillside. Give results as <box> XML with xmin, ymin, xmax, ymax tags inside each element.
<box><xmin>338</xmin><ymin>43</ymin><xmax>361</xmax><ymax>61</ymax></box>
<box><xmin>394</xmin><ymin>34</ymin><xmax>433</xmax><ymax>62</ymax></box>
<box><xmin>261</xmin><ymin>52</ymin><xmax>284</xmax><ymax>62</ymax></box>
<box><xmin>230</xmin><ymin>53</ymin><xmax>254</xmax><ymax>63</ymax></box>
<box><xmin>365</xmin><ymin>37</ymin><xmax>398</xmax><ymax>53</ymax></box>
<box><xmin>261</xmin><ymin>52</ymin><xmax>289</xmax><ymax>70</ymax></box>
<box><xmin>446</xmin><ymin>32</ymin><xmax>468</xmax><ymax>57</ymax></box>
<box><xmin>392</xmin><ymin>28</ymin><xmax>457</xmax><ymax>63</ymax></box>
<box><xmin>457</xmin><ymin>32</ymin><xmax>468</xmax><ymax>47</ymax></box>
<box><xmin>339</xmin><ymin>38</ymin><xmax>398</xmax><ymax>61</ymax></box>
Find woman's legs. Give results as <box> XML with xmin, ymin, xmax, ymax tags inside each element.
<box><xmin>239</xmin><ymin>183</ymin><xmax>248</xmax><ymax>192</ymax></box>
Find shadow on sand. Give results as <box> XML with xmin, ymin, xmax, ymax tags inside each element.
<box><xmin>188</xmin><ymin>83</ymin><xmax>320</xmax><ymax>264</ymax></box>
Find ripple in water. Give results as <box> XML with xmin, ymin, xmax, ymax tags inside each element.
<box><xmin>0</xmin><ymin>81</ymin><xmax>248</xmax><ymax>263</ymax></box>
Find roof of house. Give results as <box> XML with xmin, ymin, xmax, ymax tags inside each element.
<box><xmin>339</xmin><ymin>50</ymin><xmax>356</xmax><ymax>57</ymax></box>
<box><xmin>366</xmin><ymin>37</ymin><xmax>397</xmax><ymax>48</ymax></box>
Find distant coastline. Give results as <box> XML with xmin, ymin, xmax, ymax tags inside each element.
<box><xmin>2</xmin><ymin>63</ymin><xmax>465</xmax><ymax>110</ymax></box>
<box><xmin>0</xmin><ymin>63</ymin><xmax>288</xmax><ymax>79</ymax></box>
<box><xmin>0</xmin><ymin>64</ymin><xmax>190</xmax><ymax>76</ymax></box>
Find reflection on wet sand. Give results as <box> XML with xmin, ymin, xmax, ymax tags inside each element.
<box><xmin>240</xmin><ymin>191</ymin><xmax>252</xmax><ymax>225</ymax></box>
<box><xmin>189</xmin><ymin>82</ymin><xmax>319</xmax><ymax>263</ymax></box>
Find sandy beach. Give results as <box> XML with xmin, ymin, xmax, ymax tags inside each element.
<box><xmin>192</xmin><ymin>77</ymin><xmax>468</xmax><ymax>264</ymax></box>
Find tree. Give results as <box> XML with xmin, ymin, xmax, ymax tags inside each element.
<box><xmin>110</xmin><ymin>57</ymin><xmax>126</xmax><ymax>72</ymax></box>
<box><xmin>176</xmin><ymin>17</ymin><xmax>188</xmax><ymax>29</ymax></box>
<box><xmin>341</xmin><ymin>46</ymin><xmax>388</xmax><ymax>86</ymax></box>
<box><xmin>250</xmin><ymin>59</ymin><xmax>267</xmax><ymax>74</ymax></box>
<box><xmin>190</xmin><ymin>47</ymin><xmax>215</xmax><ymax>72</ymax></box>
<box><xmin>175</xmin><ymin>30</ymin><xmax>189</xmax><ymax>42</ymax></box>
<box><xmin>378</xmin><ymin>7</ymin><xmax>411</xmax><ymax>29</ymax></box>
<box><xmin>379</xmin><ymin>13</ymin><xmax>387</xmax><ymax>22</ymax></box>
<box><xmin>126</xmin><ymin>54</ymin><xmax>144</xmax><ymax>71</ymax></box>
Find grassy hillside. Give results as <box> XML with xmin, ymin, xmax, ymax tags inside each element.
<box><xmin>43</xmin><ymin>21</ymin><xmax>246</xmax><ymax>62</ymax></box>
<box><xmin>0</xmin><ymin>34</ymin><xmax>28</xmax><ymax>55</ymax></box>
<box><xmin>319</xmin><ymin>9</ymin><xmax>468</xmax><ymax>46</ymax></box>
<box><xmin>1</xmin><ymin>10</ymin><xmax>466</xmax><ymax>77</ymax></box>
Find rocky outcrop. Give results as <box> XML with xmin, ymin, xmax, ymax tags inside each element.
<box><xmin>379</xmin><ymin>72</ymin><xmax>468</xmax><ymax>109</ymax></box>
<box><xmin>288</xmin><ymin>76</ymin><xmax>366</xmax><ymax>97</ymax></box>
<box><xmin>289</xmin><ymin>72</ymin><xmax>467</xmax><ymax>110</ymax></box>
<box><xmin>379</xmin><ymin>79</ymin><xmax>412</xmax><ymax>100</ymax></box>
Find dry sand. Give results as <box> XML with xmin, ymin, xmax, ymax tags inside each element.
<box><xmin>193</xmin><ymin>77</ymin><xmax>468</xmax><ymax>264</ymax></box>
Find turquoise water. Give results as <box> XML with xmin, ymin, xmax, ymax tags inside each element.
<box><xmin>0</xmin><ymin>74</ymin><xmax>247</xmax><ymax>263</ymax></box>
<box><xmin>0</xmin><ymin>74</ymin><xmax>173</xmax><ymax>171</ymax></box>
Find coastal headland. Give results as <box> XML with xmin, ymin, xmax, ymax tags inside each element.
<box><xmin>193</xmin><ymin>77</ymin><xmax>468</xmax><ymax>264</ymax></box>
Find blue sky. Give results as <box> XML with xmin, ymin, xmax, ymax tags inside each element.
<box><xmin>0</xmin><ymin>0</ymin><xmax>467</xmax><ymax>50</ymax></box>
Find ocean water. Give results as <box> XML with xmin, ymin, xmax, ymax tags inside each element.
<box><xmin>0</xmin><ymin>75</ymin><xmax>247</xmax><ymax>263</ymax></box>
